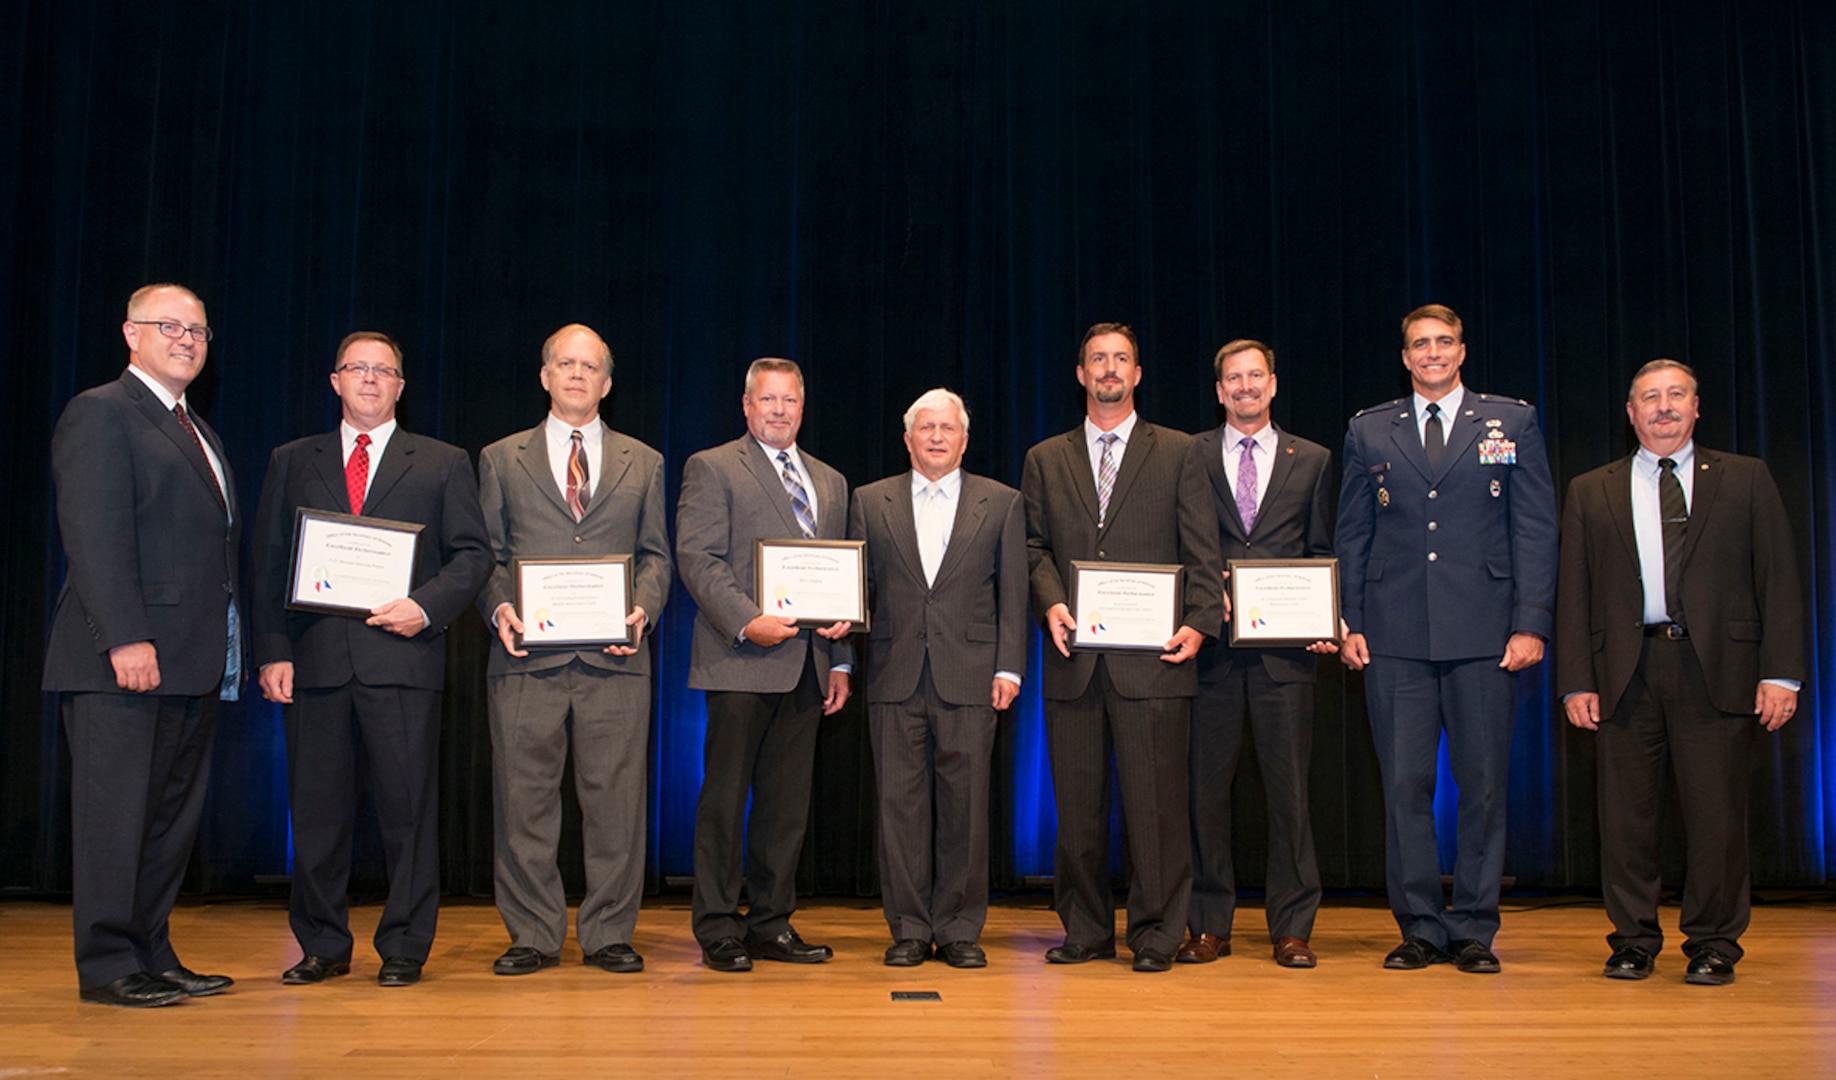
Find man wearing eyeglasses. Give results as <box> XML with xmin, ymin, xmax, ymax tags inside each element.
<box><xmin>252</xmin><ymin>331</ymin><xmax>491</xmax><ymax>988</ymax></box>
<box><xmin>473</xmin><ymin>325</ymin><xmax>671</xmax><ymax>977</ymax></box>
<box><xmin>45</xmin><ymin>283</ymin><xmax>242</xmax><ymax>1006</ymax></box>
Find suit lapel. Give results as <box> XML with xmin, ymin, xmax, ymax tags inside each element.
<box><xmin>1434</xmin><ymin>404</ymin><xmax>1485</xmax><ymax>483</ymax></box>
<box><xmin>1256</xmin><ymin>427</ymin><xmax>1301</xmax><ymax>536</ymax></box>
<box><xmin>1603</xmin><ymin>456</ymin><xmax>1639</xmax><ymax>569</ymax></box>
<box><xmin>583</xmin><ymin>428</ymin><xmax>633</xmax><ymax>525</ymax></box>
<box><xmin>1061</xmin><ymin>429</ymin><xmax>1102</xmax><ymax>526</ymax></box>
<box><xmin>1682</xmin><ymin>448</ymin><xmax>1722</xmax><ymax>571</ymax></box>
<box><xmin>1100</xmin><ymin>421</ymin><xmax>1154</xmax><ymax>534</ymax></box>
<box><xmin>363</xmin><ymin>431</ymin><xmax>414</xmax><ymax>512</ymax></box>
<box><xmin>310</xmin><ymin>433</ymin><xmax>352</xmax><ymax>510</ymax></box>
<box><xmin>882</xmin><ymin>476</ymin><xmax>926</xmax><ymax>585</ymax></box>
<box><xmin>1388</xmin><ymin>407</ymin><xmax>1432</xmax><ymax>480</ymax></box>
<box><xmin>932</xmin><ymin>475</ymin><xmax>988</xmax><ymax>587</ymax></box>
<box><xmin>124</xmin><ymin>374</ymin><xmax>224</xmax><ymax>509</ymax></box>
<box><xmin>514</xmin><ymin>426</ymin><xmax>571</xmax><ymax>519</ymax></box>
<box><xmin>1200</xmin><ymin>427</ymin><xmax>1247</xmax><ymax>542</ymax></box>
<box><xmin>742</xmin><ymin>439</ymin><xmax>804</xmax><ymax>537</ymax></box>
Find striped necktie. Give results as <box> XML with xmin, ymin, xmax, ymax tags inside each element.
<box><xmin>778</xmin><ymin>450</ymin><xmax>816</xmax><ymax>538</ymax></box>
<box><xmin>566</xmin><ymin>429</ymin><xmax>590</xmax><ymax>521</ymax></box>
<box><xmin>1096</xmin><ymin>432</ymin><xmax>1119</xmax><ymax>524</ymax></box>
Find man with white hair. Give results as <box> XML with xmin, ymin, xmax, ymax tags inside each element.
<box><xmin>847</xmin><ymin>389</ymin><xmax>1028</xmax><ymax>968</ymax></box>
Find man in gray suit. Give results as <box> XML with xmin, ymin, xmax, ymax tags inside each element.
<box><xmin>476</xmin><ymin>324</ymin><xmax>672</xmax><ymax>977</ymax></box>
<box><xmin>1022</xmin><ymin>322</ymin><xmax>1225</xmax><ymax>973</ymax></box>
<box><xmin>676</xmin><ymin>358</ymin><xmax>854</xmax><ymax>972</ymax></box>
<box><xmin>848</xmin><ymin>388</ymin><xmax>1028</xmax><ymax>969</ymax></box>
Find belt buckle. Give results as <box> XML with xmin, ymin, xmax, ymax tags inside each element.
<box><xmin>1664</xmin><ymin>624</ymin><xmax>1688</xmax><ymax>641</ymax></box>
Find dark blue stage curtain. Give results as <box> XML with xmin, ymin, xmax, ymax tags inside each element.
<box><xmin>3</xmin><ymin>0</ymin><xmax>1833</xmax><ymax>899</ymax></box>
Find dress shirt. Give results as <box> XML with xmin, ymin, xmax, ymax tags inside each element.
<box><xmin>544</xmin><ymin>413</ymin><xmax>603</xmax><ymax>502</ymax></box>
<box><xmin>755</xmin><ymin>437</ymin><xmax>820</xmax><ymax>527</ymax></box>
<box><xmin>1221</xmin><ymin>422</ymin><xmax>1278</xmax><ymax>511</ymax></box>
<box><xmin>1630</xmin><ymin>442</ymin><xmax>1695</xmax><ymax>626</ymax></box>
<box><xmin>126</xmin><ymin>365</ymin><xmax>229</xmax><ymax>523</ymax></box>
<box><xmin>1412</xmin><ymin>385</ymin><xmax>1465</xmax><ymax>450</ymax></box>
<box><xmin>911</xmin><ymin>469</ymin><xmax>1020</xmax><ymax>688</ymax></box>
<box><xmin>1083</xmin><ymin>410</ymin><xmax>1140</xmax><ymax>486</ymax></box>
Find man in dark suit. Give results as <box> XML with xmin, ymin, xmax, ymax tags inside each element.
<box><xmin>476</xmin><ymin>324</ymin><xmax>671</xmax><ymax>977</ymax></box>
<box><xmin>44</xmin><ymin>283</ymin><xmax>240</xmax><ymax>1006</ymax></box>
<box><xmin>847</xmin><ymin>388</ymin><xmax>1028</xmax><ymax>969</ymax></box>
<box><xmin>1336</xmin><ymin>304</ymin><xmax>1558</xmax><ymax>974</ymax></box>
<box><xmin>1180</xmin><ymin>340</ymin><xmax>1337</xmax><ymax>970</ymax></box>
<box><xmin>1022</xmin><ymin>322</ymin><xmax>1224</xmax><ymax>973</ymax></box>
<box><xmin>1556</xmin><ymin>359</ymin><xmax>1803</xmax><ymax>986</ymax></box>
<box><xmin>253</xmin><ymin>331</ymin><xmax>491</xmax><ymax>988</ymax></box>
<box><xmin>676</xmin><ymin>358</ymin><xmax>853</xmax><ymax>972</ymax></box>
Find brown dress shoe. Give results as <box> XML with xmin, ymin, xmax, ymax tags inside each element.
<box><xmin>1273</xmin><ymin>937</ymin><xmax>1317</xmax><ymax>968</ymax></box>
<box><xmin>1175</xmin><ymin>933</ymin><xmax>1230</xmax><ymax>963</ymax></box>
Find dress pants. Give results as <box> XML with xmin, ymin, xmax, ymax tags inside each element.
<box><xmin>869</xmin><ymin>659</ymin><xmax>997</xmax><ymax>946</ymax></box>
<box><xmin>1046</xmin><ymin>658</ymin><xmax>1192</xmax><ymax>957</ymax></box>
<box><xmin>489</xmin><ymin>659</ymin><xmax>649</xmax><ymax>955</ymax></box>
<box><xmin>285</xmin><ymin>681</ymin><xmax>442</xmax><ymax>962</ymax></box>
<box><xmin>1597</xmin><ymin>634</ymin><xmax>1755</xmax><ymax>960</ymax></box>
<box><xmin>63</xmin><ymin>692</ymin><xmax>218</xmax><ymax>989</ymax></box>
<box><xmin>691</xmin><ymin>654</ymin><xmax>824</xmax><ymax>946</ymax></box>
<box><xmin>1188</xmin><ymin>661</ymin><xmax>1321</xmax><ymax>943</ymax></box>
<box><xmin>1363</xmin><ymin>655</ymin><xmax>1517</xmax><ymax>948</ymax></box>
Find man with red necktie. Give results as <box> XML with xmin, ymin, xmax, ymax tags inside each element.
<box><xmin>252</xmin><ymin>331</ymin><xmax>490</xmax><ymax>989</ymax></box>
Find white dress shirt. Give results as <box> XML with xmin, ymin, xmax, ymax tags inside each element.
<box><xmin>545</xmin><ymin>413</ymin><xmax>604</xmax><ymax>502</ymax></box>
<box><xmin>1083</xmin><ymin>411</ymin><xmax>1140</xmax><ymax>485</ymax></box>
<box><xmin>910</xmin><ymin>468</ymin><xmax>1020</xmax><ymax>689</ymax></box>
<box><xmin>127</xmin><ymin>365</ymin><xmax>230</xmax><ymax>523</ymax></box>
<box><xmin>341</xmin><ymin>418</ymin><xmax>399</xmax><ymax>505</ymax></box>
<box><xmin>1413</xmin><ymin>385</ymin><xmax>1465</xmax><ymax>449</ymax></box>
<box><xmin>1222</xmin><ymin>422</ymin><xmax>1278</xmax><ymax>511</ymax></box>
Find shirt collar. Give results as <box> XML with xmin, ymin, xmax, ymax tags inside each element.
<box><xmin>342</xmin><ymin>418</ymin><xmax>398</xmax><ymax>447</ymax></box>
<box><xmin>910</xmin><ymin>468</ymin><xmax>963</xmax><ymax>497</ymax></box>
<box><xmin>1413</xmin><ymin>384</ymin><xmax>1465</xmax><ymax>422</ymax></box>
<box><xmin>1223</xmin><ymin>421</ymin><xmax>1278</xmax><ymax>454</ymax></box>
<box><xmin>125</xmin><ymin>364</ymin><xmax>186</xmax><ymax>413</ymax></box>
<box><xmin>755</xmin><ymin>437</ymin><xmax>802</xmax><ymax>468</ymax></box>
<box><xmin>1085</xmin><ymin>411</ymin><xmax>1139</xmax><ymax>446</ymax></box>
<box><xmin>1635</xmin><ymin>440</ymin><xmax>1695</xmax><ymax>475</ymax></box>
<box><xmin>545</xmin><ymin>412</ymin><xmax>603</xmax><ymax>446</ymax></box>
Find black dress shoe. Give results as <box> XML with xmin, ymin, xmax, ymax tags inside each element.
<box><xmin>1603</xmin><ymin>946</ymin><xmax>1655</xmax><ymax>980</ymax></box>
<box><xmin>702</xmin><ymin>936</ymin><xmax>753</xmax><ymax>972</ymax></box>
<box><xmin>746</xmin><ymin>928</ymin><xmax>833</xmax><ymax>964</ymax></box>
<box><xmin>158</xmin><ymin>966</ymin><xmax>234</xmax><ymax>997</ymax></box>
<box><xmin>1383</xmin><ymin>937</ymin><xmax>1450</xmax><ymax>970</ymax></box>
<box><xmin>493</xmin><ymin>946</ymin><xmax>559</xmax><ymax>976</ymax></box>
<box><xmin>79</xmin><ymin>972</ymin><xmax>184</xmax><ymax>1007</ymax></box>
<box><xmin>1044</xmin><ymin>942</ymin><xmax>1117</xmax><ymax>964</ymax></box>
<box><xmin>884</xmin><ymin>939</ymin><xmax>931</xmax><ymax>967</ymax></box>
<box><xmin>377</xmin><ymin>956</ymin><xmax>423</xmax><ymax>986</ymax></box>
<box><xmin>1449</xmin><ymin>939</ymin><xmax>1501</xmax><ymax>974</ymax></box>
<box><xmin>584</xmin><ymin>944</ymin><xmax>644</xmax><ymax>973</ymax></box>
<box><xmin>281</xmin><ymin>956</ymin><xmax>351</xmax><ymax>985</ymax></box>
<box><xmin>1685</xmin><ymin>947</ymin><xmax>1737</xmax><ymax>986</ymax></box>
<box><xmin>935</xmin><ymin>941</ymin><xmax>987</xmax><ymax>969</ymax></box>
<box><xmin>1132</xmin><ymin>948</ymin><xmax>1172</xmax><ymax>973</ymax></box>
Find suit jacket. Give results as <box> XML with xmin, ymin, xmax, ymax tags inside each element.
<box><xmin>252</xmin><ymin>428</ymin><xmax>492</xmax><ymax>691</ymax></box>
<box><xmin>1022</xmin><ymin>420</ymin><xmax>1224</xmax><ymax>701</ymax></box>
<box><xmin>44</xmin><ymin>371</ymin><xmax>242</xmax><ymax>695</ymax></box>
<box><xmin>475</xmin><ymin>421</ymin><xmax>672</xmax><ymax>678</ymax></box>
<box><xmin>1335</xmin><ymin>392</ymin><xmax>1557</xmax><ymax>661</ymax></box>
<box><xmin>1555</xmin><ymin>447</ymin><xmax>1804</xmax><ymax>717</ymax></box>
<box><xmin>676</xmin><ymin>436</ymin><xmax>854</xmax><ymax>693</ymax></box>
<box><xmin>848</xmin><ymin>470</ymin><xmax>1028</xmax><ymax>706</ymax></box>
<box><xmin>1192</xmin><ymin>424</ymin><xmax>1336</xmax><ymax>685</ymax></box>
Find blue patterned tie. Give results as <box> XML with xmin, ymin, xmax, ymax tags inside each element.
<box><xmin>778</xmin><ymin>450</ymin><xmax>816</xmax><ymax>538</ymax></box>
<box><xmin>1096</xmin><ymin>432</ymin><xmax>1119</xmax><ymax>525</ymax></box>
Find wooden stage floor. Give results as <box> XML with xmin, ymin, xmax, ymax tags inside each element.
<box><xmin>3</xmin><ymin>894</ymin><xmax>1833</xmax><ymax>1078</ymax></box>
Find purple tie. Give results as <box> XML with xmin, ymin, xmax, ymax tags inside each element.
<box><xmin>1236</xmin><ymin>436</ymin><xmax>1258</xmax><ymax>533</ymax></box>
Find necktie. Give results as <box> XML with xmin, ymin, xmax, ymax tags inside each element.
<box><xmin>1658</xmin><ymin>457</ymin><xmax>1689</xmax><ymax>624</ymax></box>
<box><xmin>346</xmin><ymin>432</ymin><xmax>371</xmax><ymax>515</ymax></box>
<box><xmin>1096</xmin><ymin>432</ymin><xmax>1119</xmax><ymax>524</ymax></box>
<box><xmin>917</xmin><ymin>482</ymin><xmax>946</xmax><ymax>586</ymax></box>
<box><xmin>778</xmin><ymin>450</ymin><xmax>816</xmax><ymax>538</ymax></box>
<box><xmin>1424</xmin><ymin>403</ymin><xmax>1445</xmax><ymax>471</ymax></box>
<box><xmin>1236</xmin><ymin>436</ymin><xmax>1259</xmax><ymax>533</ymax></box>
<box><xmin>566</xmin><ymin>429</ymin><xmax>590</xmax><ymax>522</ymax></box>
<box><xmin>173</xmin><ymin>404</ymin><xmax>227</xmax><ymax>515</ymax></box>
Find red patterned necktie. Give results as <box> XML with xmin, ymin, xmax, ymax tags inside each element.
<box><xmin>566</xmin><ymin>429</ymin><xmax>590</xmax><ymax>521</ymax></box>
<box><xmin>346</xmin><ymin>432</ymin><xmax>371</xmax><ymax>514</ymax></box>
<box><xmin>173</xmin><ymin>404</ymin><xmax>227</xmax><ymax>515</ymax></box>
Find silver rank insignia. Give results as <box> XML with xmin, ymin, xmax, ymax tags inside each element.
<box><xmin>1378</xmin><ymin>488</ymin><xmax>1390</xmax><ymax>507</ymax></box>
<box><xmin>1490</xmin><ymin>478</ymin><xmax>1502</xmax><ymax>497</ymax></box>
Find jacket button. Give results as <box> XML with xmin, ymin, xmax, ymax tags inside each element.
<box><xmin>1097</xmin><ymin>550</ymin><xmax>1107</xmax><ymax>559</ymax></box>
<box><xmin>1428</xmin><ymin>521</ymin><xmax>1438</xmax><ymax>531</ymax></box>
<box><xmin>574</xmin><ymin>536</ymin><xmax>584</xmax><ymax>543</ymax></box>
<box><xmin>1428</xmin><ymin>552</ymin><xmax>1439</xmax><ymax>562</ymax></box>
<box><xmin>1428</xmin><ymin>490</ymin><xmax>1439</xmax><ymax>499</ymax></box>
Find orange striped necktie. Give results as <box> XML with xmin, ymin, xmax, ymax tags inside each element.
<box><xmin>566</xmin><ymin>430</ymin><xmax>590</xmax><ymax>521</ymax></box>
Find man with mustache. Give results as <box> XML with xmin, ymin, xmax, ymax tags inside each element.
<box><xmin>1556</xmin><ymin>359</ymin><xmax>1802</xmax><ymax>985</ymax></box>
<box><xmin>253</xmin><ymin>331</ymin><xmax>492</xmax><ymax>988</ymax></box>
<box><xmin>1179</xmin><ymin>340</ymin><xmax>1337</xmax><ymax>970</ymax></box>
<box><xmin>1335</xmin><ymin>304</ymin><xmax>1558</xmax><ymax>974</ymax></box>
<box><xmin>1022</xmin><ymin>322</ymin><xmax>1224</xmax><ymax>972</ymax></box>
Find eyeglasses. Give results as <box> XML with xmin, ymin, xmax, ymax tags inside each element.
<box><xmin>131</xmin><ymin>320</ymin><xmax>214</xmax><ymax>343</ymax></box>
<box><xmin>335</xmin><ymin>362</ymin><xmax>403</xmax><ymax>380</ymax></box>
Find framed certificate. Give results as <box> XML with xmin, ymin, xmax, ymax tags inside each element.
<box><xmin>754</xmin><ymin>539</ymin><xmax>868</xmax><ymax>629</ymax></box>
<box><xmin>1228</xmin><ymin>558</ymin><xmax>1341</xmax><ymax>647</ymax></box>
<box><xmin>514</xmin><ymin>556</ymin><xmax>633</xmax><ymax>649</ymax></box>
<box><xmin>1069</xmin><ymin>560</ymin><xmax>1183</xmax><ymax>652</ymax></box>
<box><xmin>287</xmin><ymin>509</ymin><xmax>422</xmax><ymax>616</ymax></box>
